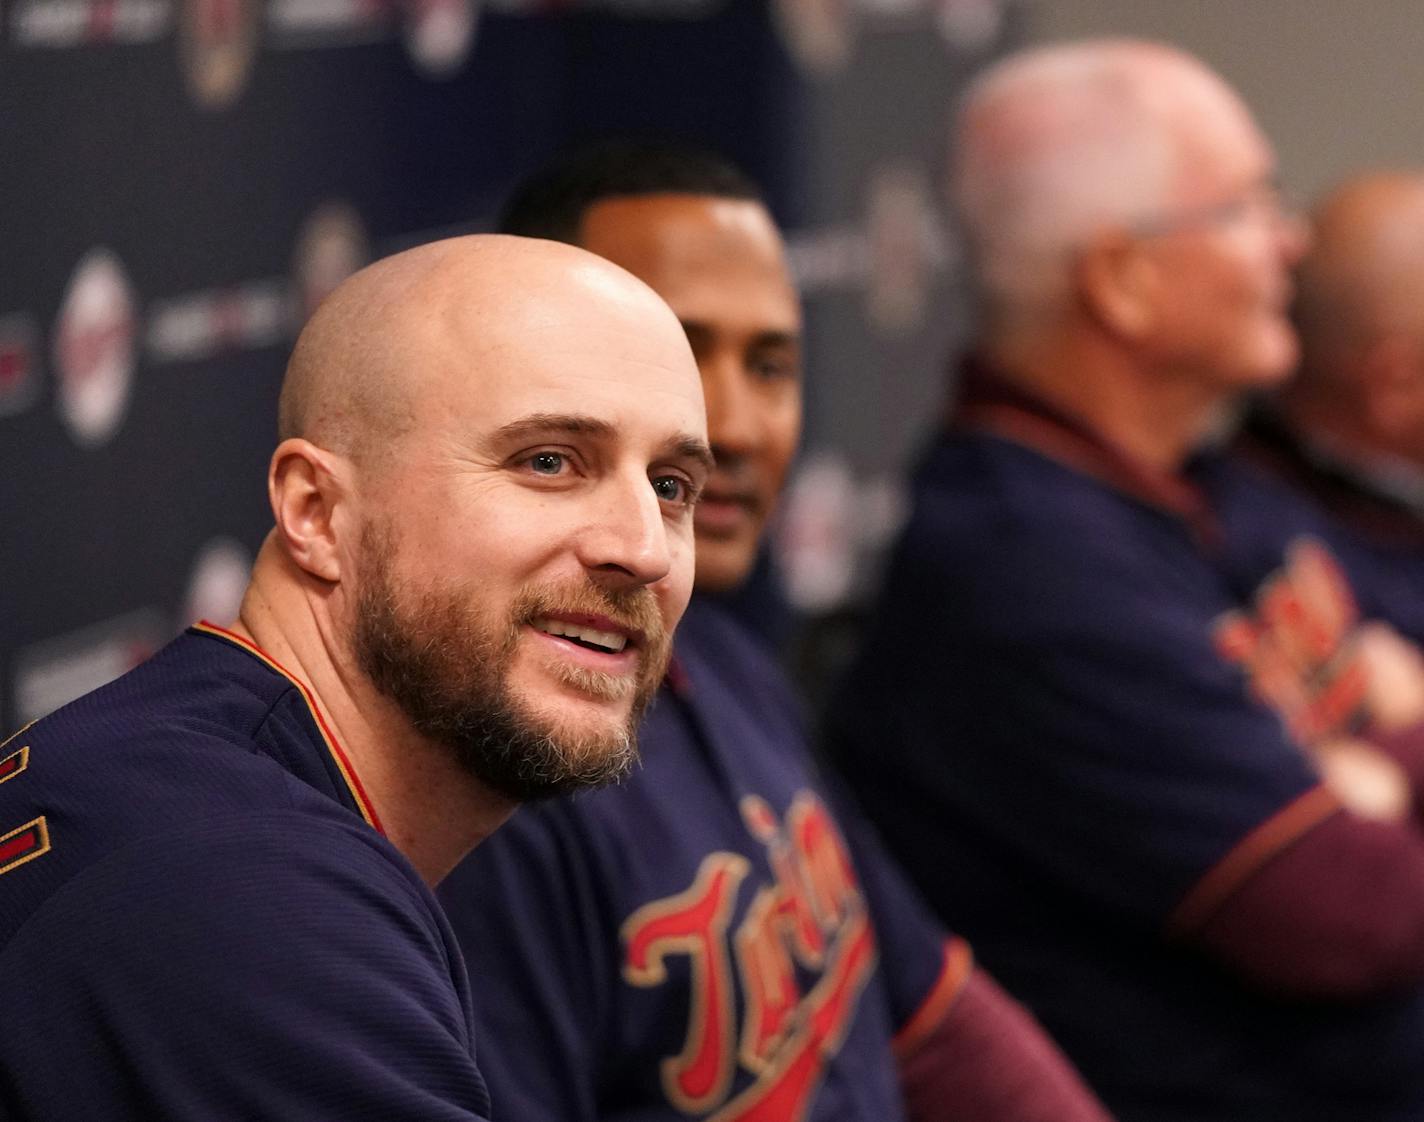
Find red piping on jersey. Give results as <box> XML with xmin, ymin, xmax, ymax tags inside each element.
<box><xmin>892</xmin><ymin>936</ymin><xmax>975</xmax><ymax>1059</ymax></box>
<box><xmin>950</xmin><ymin>357</ymin><xmax>1223</xmax><ymax>549</ymax></box>
<box><xmin>193</xmin><ymin>621</ymin><xmax>385</xmax><ymax>836</ymax></box>
<box><xmin>1166</xmin><ymin>783</ymin><xmax>1341</xmax><ymax>937</ymax></box>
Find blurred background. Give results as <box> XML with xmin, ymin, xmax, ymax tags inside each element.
<box><xmin>3</xmin><ymin>0</ymin><xmax>1422</xmax><ymax>730</ymax></box>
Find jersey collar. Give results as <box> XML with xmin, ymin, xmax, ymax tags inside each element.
<box><xmin>191</xmin><ymin>621</ymin><xmax>385</xmax><ymax>835</ymax></box>
<box><xmin>950</xmin><ymin>355</ymin><xmax>1223</xmax><ymax>547</ymax></box>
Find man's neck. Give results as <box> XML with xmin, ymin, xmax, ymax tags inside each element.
<box><xmin>981</xmin><ymin>329</ymin><xmax>1226</xmax><ymax>474</ymax></box>
<box><xmin>231</xmin><ymin>537</ymin><xmax>516</xmax><ymax>887</ymax></box>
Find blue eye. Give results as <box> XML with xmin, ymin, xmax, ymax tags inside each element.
<box><xmin>530</xmin><ymin>452</ymin><xmax>565</xmax><ymax>475</ymax></box>
<box><xmin>652</xmin><ymin>476</ymin><xmax>687</xmax><ymax>503</ymax></box>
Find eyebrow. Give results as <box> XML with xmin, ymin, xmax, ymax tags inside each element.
<box><xmin>490</xmin><ymin>412</ymin><xmax>715</xmax><ymax>474</ymax></box>
<box><xmin>490</xmin><ymin>413</ymin><xmax>618</xmax><ymax>444</ymax></box>
<box><xmin>667</xmin><ymin>435</ymin><xmax>716</xmax><ymax>475</ymax></box>
<box><xmin>681</xmin><ymin>321</ymin><xmax>802</xmax><ymax>349</ymax></box>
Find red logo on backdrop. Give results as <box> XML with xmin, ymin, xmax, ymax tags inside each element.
<box><xmin>180</xmin><ymin>0</ymin><xmax>259</xmax><ymax>110</ymax></box>
<box><xmin>53</xmin><ymin>249</ymin><xmax>136</xmax><ymax>448</ymax></box>
<box><xmin>10</xmin><ymin>0</ymin><xmax>168</xmax><ymax>47</ymax></box>
<box><xmin>0</xmin><ymin>315</ymin><xmax>40</xmax><ymax>418</ymax></box>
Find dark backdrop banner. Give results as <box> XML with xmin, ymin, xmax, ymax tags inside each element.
<box><xmin>0</xmin><ymin>0</ymin><xmax>1016</xmax><ymax>730</ymax></box>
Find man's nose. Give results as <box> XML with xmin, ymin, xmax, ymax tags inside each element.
<box><xmin>1275</xmin><ymin>202</ymin><xmax>1312</xmax><ymax>265</ymax></box>
<box><xmin>703</xmin><ymin>357</ymin><xmax>760</xmax><ymax>459</ymax></box>
<box><xmin>576</xmin><ymin>472</ymin><xmax>673</xmax><ymax>588</ymax></box>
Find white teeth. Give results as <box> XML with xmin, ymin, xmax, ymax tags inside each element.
<box><xmin>532</xmin><ymin>618</ymin><xmax>628</xmax><ymax>653</ymax></box>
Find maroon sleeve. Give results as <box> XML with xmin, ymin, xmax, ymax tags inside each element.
<box><xmin>896</xmin><ymin>958</ymin><xmax>1114</xmax><ymax>1122</ymax></box>
<box><xmin>1188</xmin><ymin>805</ymin><xmax>1424</xmax><ymax>997</ymax></box>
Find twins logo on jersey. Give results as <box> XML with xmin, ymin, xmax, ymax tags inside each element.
<box><xmin>621</xmin><ymin>790</ymin><xmax>878</xmax><ymax>1121</ymax></box>
<box><xmin>1213</xmin><ymin>537</ymin><xmax>1369</xmax><ymax>745</ymax></box>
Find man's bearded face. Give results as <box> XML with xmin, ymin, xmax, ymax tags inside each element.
<box><xmin>354</xmin><ymin>521</ymin><xmax>671</xmax><ymax>801</ymax></box>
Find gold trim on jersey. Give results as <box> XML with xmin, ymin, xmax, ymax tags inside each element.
<box><xmin>0</xmin><ymin>816</ymin><xmax>50</xmax><ymax>877</ymax></box>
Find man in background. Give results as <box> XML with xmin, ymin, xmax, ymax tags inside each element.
<box><xmin>830</xmin><ymin>41</ymin><xmax>1424</xmax><ymax>1120</ymax></box>
<box><xmin>438</xmin><ymin>142</ymin><xmax>1112</xmax><ymax>1122</ymax></box>
<box><xmin>1234</xmin><ymin>171</ymin><xmax>1424</xmax><ymax>644</ymax></box>
<box><xmin>0</xmin><ymin>235</ymin><xmax>709</xmax><ymax>1119</ymax></box>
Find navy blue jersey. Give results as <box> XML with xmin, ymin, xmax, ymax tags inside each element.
<box><xmin>438</xmin><ymin>598</ymin><xmax>961</xmax><ymax>1122</ymax></box>
<box><xmin>0</xmin><ymin>623</ymin><xmax>492</xmax><ymax>1121</ymax></box>
<box><xmin>1225</xmin><ymin>404</ymin><xmax>1424</xmax><ymax>648</ymax></box>
<box><xmin>828</xmin><ymin>373</ymin><xmax>1424</xmax><ymax>1121</ymax></box>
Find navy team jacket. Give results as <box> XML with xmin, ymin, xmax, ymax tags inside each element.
<box><xmin>439</xmin><ymin>598</ymin><xmax>963</xmax><ymax>1122</ymax></box>
<box><xmin>828</xmin><ymin>372</ymin><xmax>1424</xmax><ymax>1122</ymax></box>
<box><xmin>0</xmin><ymin>623</ymin><xmax>492</xmax><ymax>1121</ymax></box>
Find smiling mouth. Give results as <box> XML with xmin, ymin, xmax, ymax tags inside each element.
<box><xmin>531</xmin><ymin>617</ymin><xmax>630</xmax><ymax>654</ymax></box>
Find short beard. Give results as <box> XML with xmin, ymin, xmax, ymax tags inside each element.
<box><xmin>353</xmin><ymin>523</ymin><xmax>670</xmax><ymax>802</ymax></box>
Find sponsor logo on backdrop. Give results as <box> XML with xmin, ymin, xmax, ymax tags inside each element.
<box><xmin>935</xmin><ymin>0</ymin><xmax>1002</xmax><ymax>50</ymax></box>
<box><xmin>482</xmin><ymin>0</ymin><xmax>714</xmax><ymax>13</ymax></box>
<box><xmin>865</xmin><ymin>164</ymin><xmax>934</xmax><ymax>333</ymax></box>
<box><xmin>774</xmin><ymin>453</ymin><xmax>857</xmax><ymax>612</ymax></box>
<box><xmin>11</xmin><ymin>0</ymin><xmax>169</xmax><ymax>45</ymax></box>
<box><xmin>403</xmin><ymin>0</ymin><xmax>477</xmax><ymax>76</ymax></box>
<box><xmin>785</xmin><ymin>163</ymin><xmax>953</xmax><ymax>325</ymax></box>
<box><xmin>267</xmin><ymin>0</ymin><xmax>387</xmax><ymax>46</ymax></box>
<box><xmin>774</xmin><ymin>454</ymin><xmax>907</xmax><ymax>613</ymax></box>
<box><xmin>0</xmin><ymin>314</ymin><xmax>40</xmax><ymax>419</ymax></box>
<box><xmin>53</xmin><ymin>248</ymin><xmax>137</xmax><ymax>448</ymax></box>
<box><xmin>293</xmin><ymin>200</ymin><xmax>370</xmax><ymax>324</ymax></box>
<box><xmin>774</xmin><ymin>0</ymin><xmax>854</xmax><ymax>75</ymax></box>
<box><xmin>12</xmin><ymin>610</ymin><xmax>166</xmax><ymax>724</ymax></box>
<box><xmin>184</xmin><ymin>538</ymin><xmax>252</xmax><ymax>626</ymax></box>
<box><xmin>143</xmin><ymin>202</ymin><xmax>367</xmax><ymax>364</ymax></box>
<box><xmin>179</xmin><ymin>0</ymin><xmax>259</xmax><ymax>109</ymax></box>
<box><xmin>771</xmin><ymin>0</ymin><xmax>1004</xmax><ymax>72</ymax></box>
<box><xmin>146</xmin><ymin>279</ymin><xmax>292</xmax><ymax>363</ymax></box>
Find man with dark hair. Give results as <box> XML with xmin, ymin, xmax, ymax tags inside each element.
<box><xmin>0</xmin><ymin>235</ymin><xmax>710</xmax><ymax>1119</ymax></box>
<box><xmin>500</xmin><ymin>141</ymin><xmax>762</xmax><ymax>244</ymax></box>
<box><xmin>830</xmin><ymin>41</ymin><xmax>1424</xmax><ymax>1120</ymax></box>
<box><xmin>439</xmin><ymin>142</ymin><xmax>1112</xmax><ymax>1122</ymax></box>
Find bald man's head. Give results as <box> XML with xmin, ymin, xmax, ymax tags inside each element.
<box><xmin>277</xmin><ymin>234</ymin><xmax>695</xmax><ymax>468</ymax></box>
<box><xmin>262</xmin><ymin>233</ymin><xmax>711</xmax><ymax>801</ymax></box>
<box><xmin>1296</xmin><ymin>173</ymin><xmax>1424</xmax><ymax>372</ymax></box>
<box><xmin>1284</xmin><ymin>173</ymin><xmax>1424</xmax><ymax>463</ymax></box>
<box><xmin>953</xmin><ymin>38</ymin><xmax>1268</xmax><ymax>318</ymax></box>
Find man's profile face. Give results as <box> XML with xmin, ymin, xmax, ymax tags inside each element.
<box><xmin>351</xmin><ymin>269</ymin><xmax>708</xmax><ymax>799</ymax></box>
<box><xmin>578</xmin><ymin>194</ymin><xmax>803</xmax><ymax>593</ymax></box>
<box><xmin>1134</xmin><ymin>95</ymin><xmax>1307</xmax><ymax>393</ymax></box>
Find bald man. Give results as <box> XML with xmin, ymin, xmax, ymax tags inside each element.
<box><xmin>0</xmin><ymin>235</ymin><xmax>711</xmax><ymax>1120</ymax></box>
<box><xmin>439</xmin><ymin>142</ymin><xmax>1112</xmax><ymax>1122</ymax></box>
<box><xmin>830</xmin><ymin>41</ymin><xmax>1424</xmax><ymax>1120</ymax></box>
<box><xmin>1233</xmin><ymin>172</ymin><xmax>1424</xmax><ymax>645</ymax></box>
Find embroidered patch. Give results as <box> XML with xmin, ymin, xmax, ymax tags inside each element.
<box><xmin>0</xmin><ymin>817</ymin><xmax>50</xmax><ymax>877</ymax></box>
<box><xmin>0</xmin><ymin>745</ymin><xmax>30</xmax><ymax>785</ymax></box>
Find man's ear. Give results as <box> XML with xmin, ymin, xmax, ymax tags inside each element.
<box><xmin>1074</xmin><ymin>231</ymin><xmax>1160</xmax><ymax>340</ymax></box>
<box><xmin>268</xmin><ymin>438</ymin><xmax>351</xmax><ymax>583</ymax></box>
